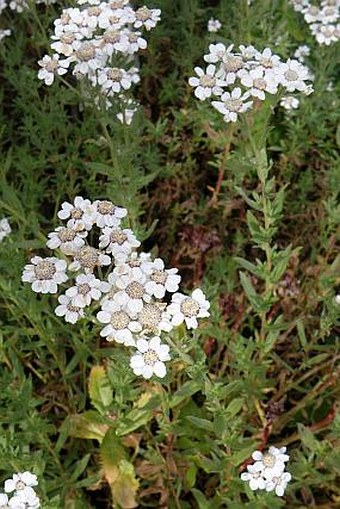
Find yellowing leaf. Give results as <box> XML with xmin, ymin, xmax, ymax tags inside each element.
<box><xmin>88</xmin><ymin>365</ymin><xmax>113</xmax><ymax>415</ymax></box>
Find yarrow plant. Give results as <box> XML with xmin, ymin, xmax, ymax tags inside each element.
<box><xmin>189</xmin><ymin>43</ymin><xmax>314</xmax><ymax>122</ymax></box>
<box><xmin>290</xmin><ymin>0</ymin><xmax>340</xmax><ymax>45</ymax></box>
<box><xmin>21</xmin><ymin>197</ymin><xmax>210</xmax><ymax>379</ymax></box>
<box><xmin>37</xmin><ymin>0</ymin><xmax>161</xmax><ymax>118</ymax></box>
<box><xmin>241</xmin><ymin>446</ymin><xmax>291</xmax><ymax>497</ymax></box>
<box><xmin>1</xmin><ymin>471</ymin><xmax>40</xmax><ymax>508</ymax></box>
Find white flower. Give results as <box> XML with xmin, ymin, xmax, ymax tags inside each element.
<box><xmin>239</xmin><ymin>67</ymin><xmax>278</xmax><ymax>100</ymax></box>
<box><xmin>240</xmin><ymin>464</ymin><xmax>266</xmax><ymax>491</ymax></box>
<box><xmin>4</xmin><ymin>472</ymin><xmax>38</xmax><ymax>495</ymax></box>
<box><xmin>255</xmin><ymin>47</ymin><xmax>281</xmax><ymax>71</ymax></box>
<box><xmin>252</xmin><ymin>446</ymin><xmax>289</xmax><ymax>480</ymax></box>
<box><xmin>303</xmin><ymin>4</ymin><xmax>321</xmax><ymax>23</ymax></box>
<box><xmin>47</xmin><ymin>226</ymin><xmax>87</xmax><ymax>254</ymax></box>
<box><xmin>37</xmin><ymin>54</ymin><xmax>69</xmax><ymax>86</ymax></box>
<box><xmin>71</xmin><ymin>41</ymin><xmax>104</xmax><ymax>77</ymax></box>
<box><xmin>69</xmin><ymin>246</ymin><xmax>111</xmax><ymax>273</ymax></box>
<box><xmin>280</xmin><ymin>95</ymin><xmax>300</xmax><ymax>110</ymax></box>
<box><xmin>133</xmin><ymin>6</ymin><xmax>161</xmax><ymax>31</ymax></box>
<box><xmin>311</xmin><ymin>23</ymin><xmax>339</xmax><ymax>45</ymax></box>
<box><xmin>319</xmin><ymin>4</ymin><xmax>339</xmax><ymax>23</ymax></box>
<box><xmin>215</xmin><ymin>45</ymin><xmax>245</xmax><ymax>84</ymax></box>
<box><xmin>239</xmin><ymin>44</ymin><xmax>260</xmax><ymax>62</ymax></box>
<box><xmin>66</xmin><ymin>273</ymin><xmax>110</xmax><ymax>307</ymax></box>
<box><xmin>204</xmin><ymin>43</ymin><xmax>228</xmax><ymax>64</ymax></box>
<box><xmin>0</xmin><ymin>217</ymin><xmax>11</xmax><ymax>242</ymax></box>
<box><xmin>167</xmin><ymin>288</ymin><xmax>210</xmax><ymax>329</ymax></box>
<box><xmin>55</xmin><ymin>293</ymin><xmax>85</xmax><ymax>323</ymax></box>
<box><xmin>0</xmin><ymin>493</ymin><xmax>25</xmax><ymax>509</ymax></box>
<box><xmin>58</xmin><ymin>196</ymin><xmax>96</xmax><ymax>231</ymax></box>
<box><xmin>145</xmin><ymin>258</ymin><xmax>181</xmax><ymax>299</ymax></box>
<box><xmin>97</xmin><ymin>67</ymin><xmax>132</xmax><ymax>93</ymax></box>
<box><xmin>335</xmin><ymin>294</ymin><xmax>340</xmax><ymax>305</ymax></box>
<box><xmin>0</xmin><ymin>29</ymin><xmax>11</xmax><ymax>42</ymax></box>
<box><xmin>212</xmin><ymin>88</ymin><xmax>253</xmax><ymax>123</ymax></box>
<box><xmin>99</xmin><ymin>226</ymin><xmax>140</xmax><ymax>259</ymax></box>
<box><xmin>130</xmin><ymin>336</ymin><xmax>170</xmax><ymax>379</ymax></box>
<box><xmin>265</xmin><ymin>471</ymin><xmax>292</xmax><ymax>496</ymax></box>
<box><xmin>51</xmin><ymin>30</ymin><xmax>83</xmax><ymax>57</ymax></box>
<box><xmin>112</xmin><ymin>252</ymin><xmax>153</xmax><ymax>278</ymax></box>
<box><xmin>116</xmin><ymin>104</ymin><xmax>138</xmax><ymax>125</ymax></box>
<box><xmin>22</xmin><ymin>256</ymin><xmax>68</xmax><ymax>294</ymax></box>
<box><xmin>137</xmin><ymin>302</ymin><xmax>172</xmax><ymax>334</ymax></box>
<box><xmin>293</xmin><ymin>44</ymin><xmax>310</xmax><ymax>62</ymax></box>
<box><xmin>97</xmin><ymin>300</ymin><xmax>141</xmax><ymax>345</ymax></box>
<box><xmin>275</xmin><ymin>59</ymin><xmax>311</xmax><ymax>92</ymax></box>
<box><xmin>207</xmin><ymin>18</ymin><xmax>222</xmax><ymax>33</ymax></box>
<box><xmin>115</xmin><ymin>29</ymin><xmax>147</xmax><ymax>54</ymax></box>
<box><xmin>188</xmin><ymin>64</ymin><xmax>225</xmax><ymax>100</ymax></box>
<box><xmin>93</xmin><ymin>200</ymin><xmax>127</xmax><ymax>228</ymax></box>
<box><xmin>290</xmin><ymin>0</ymin><xmax>310</xmax><ymax>12</ymax></box>
<box><xmin>112</xmin><ymin>271</ymin><xmax>151</xmax><ymax>313</ymax></box>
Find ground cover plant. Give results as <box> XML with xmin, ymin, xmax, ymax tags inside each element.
<box><xmin>0</xmin><ymin>0</ymin><xmax>339</xmax><ymax>507</ymax></box>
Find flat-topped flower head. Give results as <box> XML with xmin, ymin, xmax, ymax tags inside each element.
<box><xmin>93</xmin><ymin>199</ymin><xmax>127</xmax><ymax>228</ymax></box>
<box><xmin>97</xmin><ymin>300</ymin><xmax>141</xmax><ymax>345</ymax></box>
<box><xmin>55</xmin><ymin>293</ymin><xmax>85</xmax><ymax>323</ymax></box>
<box><xmin>265</xmin><ymin>471</ymin><xmax>292</xmax><ymax>496</ymax></box>
<box><xmin>212</xmin><ymin>88</ymin><xmax>253</xmax><ymax>123</ymax></box>
<box><xmin>130</xmin><ymin>336</ymin><xmax>170</xmax><ymax>379</ymax></box>
<box><xmin>145</xmin><ymin>257</ymin><xmax>181</xmax><ymax>298</ymax></box>
<box><xmin>167</xmin><ymin>288</ymin><xmax>210</xmax><ymax>329</ymax></box>
<box><xmin>188</xmin><ymin>64</ymin><xmax>225</xmax><ymax>100</ymax></box>
<box><xmin>99</xmin><ymin>226</ymin><xmax>140</xmax><ymax>259</ymax></box>
<box><xmin>240</xmin><ymin>464</ymin><xmax>266</xmax><ymax>491</ymax></box>
<box><xmin>47</xmin><ymin>226</ymin><xmax>87</xmax><ymax>255</ymax></box>
<box><xmin>58</xmin><ymin>196</ymin><xmax>95</xmax><ymax>231</ymax></box>
<box><xmin>22</xmin><ymin>256</ymin><xmax>68</xmax><ymax>294</ymax></box>
<box><xmin>137</xmin><ymin>302</ymin><xmax>172</xmax><ymax>334</ymax></box>
<box><xmin>66</xmin><ymin>273</ymin><xmax>110</xmax><ymax>307</ymax></box>
<box><xmin>252</xmin><ymin>446</ymin><xmax>289</xmax><ymax>480</ymax></box>
<box><xmin>69</xmin><ymin>245</ymin><xmax>111</xmax><ymax>273</ymax></box>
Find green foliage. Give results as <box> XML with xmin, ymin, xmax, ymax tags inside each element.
<box><xmin>0</xmin><ymin>0</ymin><xmax>339</xmax><ymax>508</ymax></box>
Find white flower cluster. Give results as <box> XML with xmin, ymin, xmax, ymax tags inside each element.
<box><xmin>189</xmin><ymin>43</ymin><xmax>314</xmax><ymax>123</ymax></box>
<box><xmin>22</xmin><ymin>197</ymin><xmax>210</xmax><ymax>380</ymax></box>
<box><xmin>37</xmin><ymin>0</ymin><xmax>161</xmax><ymax>118</ymax></box>
<box><xmin>241</xmin><ymin>446</ymin><xmax>291</xmax><ymax>497</ymax></box>
<box><xmin>0</xmin><ymin>217</ymin><xmax>11</xmax><ymax>242</ymax></box>
<box><xmin>290</xmin><ymin>0</ymin><xmax>340</xmax><ymax>45</ymax></box>
<box><xmin>0</xmin><ymin>471</ymin><xmax>40</xmax><ymax>508</ymax></box>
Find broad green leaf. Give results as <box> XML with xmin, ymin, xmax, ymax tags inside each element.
<box><xmin>88</xmin><ymin>365</ymin><xmax>113</xmax><ymax>415</ymax></box>
<box><xmin>100</xmin><ymin>430</ymin><xmax>138</xmax><ymax>508</ymax></box>
<box><xmin>68</xmin><ymin>411</ymin><xmax>109</xmax><ymax>443</ymax></box>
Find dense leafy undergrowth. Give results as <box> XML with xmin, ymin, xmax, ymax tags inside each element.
<box><xmin>0</xmin><ymin>0</ymin><xmax>339</xmax><ymax>507</ymax></box>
